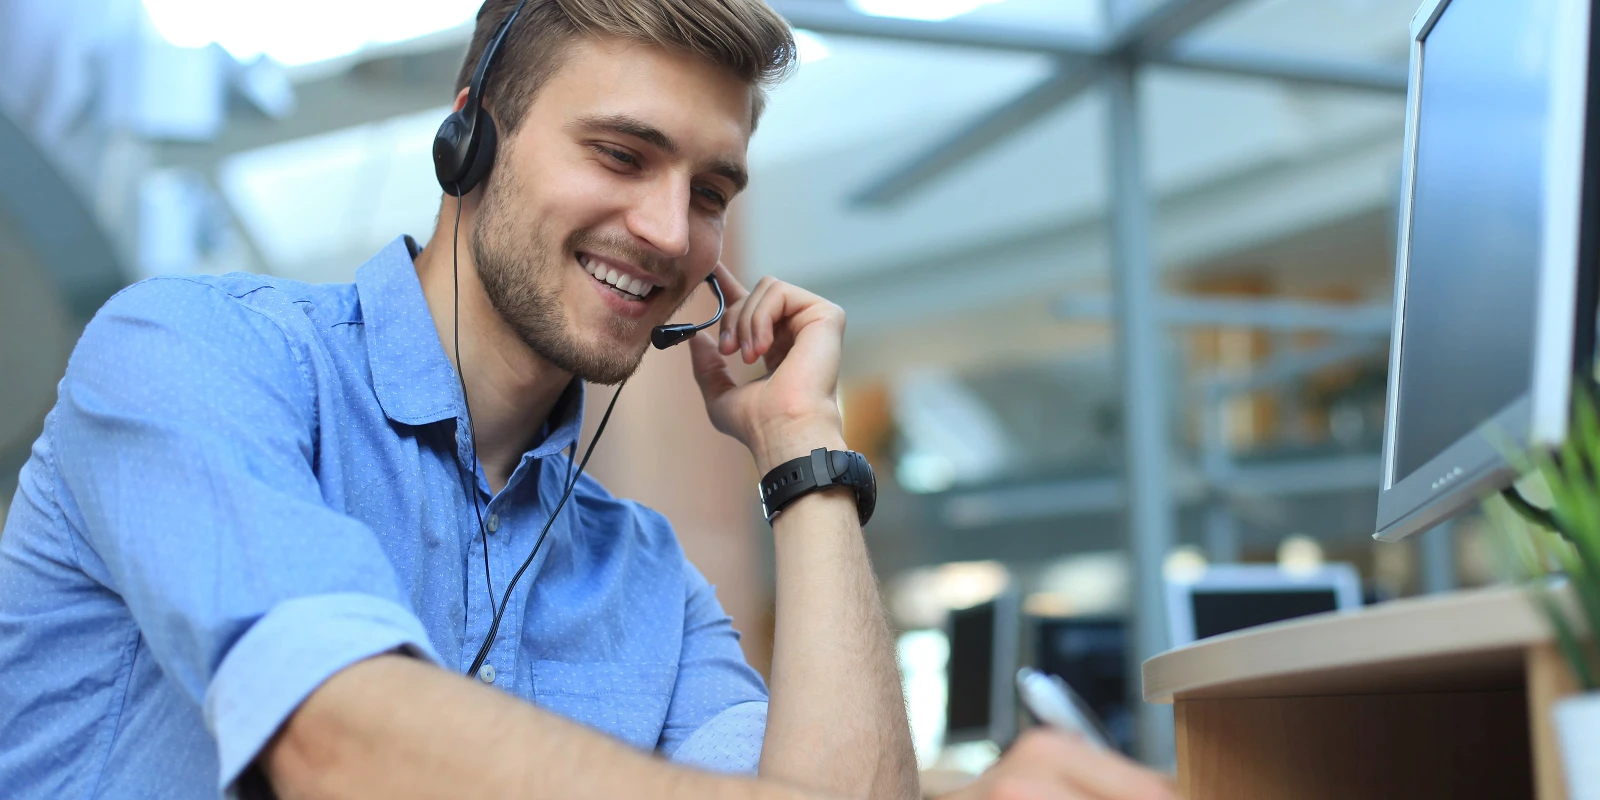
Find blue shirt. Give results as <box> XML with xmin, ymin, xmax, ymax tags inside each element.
<box><xmin>0</xmin><ymin>236</ymin><xmax>769</xmax><ymax>799</ymax></box>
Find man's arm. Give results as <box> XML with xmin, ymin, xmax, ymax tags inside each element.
<box><xmin>263</xmin><ymin>655</ymin><xmax>824</xmax><ymax>800</ymax></box>
<box><xmin>761</xmin><ymin>477</ymin><xmax>917</xmax><ymax>800</ymax></box>
<box><xmin>689</xmin><ymin>266</ymin><xmax>919</xmax><ymax>800</ymax></box>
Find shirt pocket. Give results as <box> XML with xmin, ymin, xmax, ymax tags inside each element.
<box><xmin>532</xmin><ymin>660</ymin><xmax>678</xmax><ymax>751</ymax></box>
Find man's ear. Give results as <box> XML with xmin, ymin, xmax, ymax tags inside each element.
<box><xmin>452</xmin><ymin>87</ymin><xmax>470</xmax><ymax>114</ymax></box>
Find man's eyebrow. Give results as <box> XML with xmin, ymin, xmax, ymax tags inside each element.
<box><xmin>709</xmin><ymin>158</ymin><xmax>749</xmax><ymax>195</ymax></box>
<box><xmin>573</xmin><ymin>113</ymin><xmax>679</xmax><ymax>154</ymax></box>
<box><xmin>572</xmin><ymin>113</ymin><xmax>749</xmax><ymax>194</ymax></box>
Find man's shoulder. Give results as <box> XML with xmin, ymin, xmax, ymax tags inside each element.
<box><xmin>93</xmin><ymin>273</ymin><xmax>360</xmax><ymax>359</ymax></box>
<box><xmin>109</xmin><ymin>272</ymin><xmax>358</xmax><ymax>327</ymax></box>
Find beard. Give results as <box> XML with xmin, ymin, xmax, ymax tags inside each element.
<box><xmin>470</xmin><ymin>162</ymin><xmax>675</xmax><ymax>386</ymax></box>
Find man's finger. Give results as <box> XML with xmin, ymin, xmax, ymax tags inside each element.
<box><xmin>688</xmin><ymin>330</ymin><xmax>737</xmax><ymax>406</ymax></box>
<box><xmin>1024</xmin><ymin>732</ymin><xmax>1180</xmax><ymax>800</ymax></box>
<box><xmin>716</xmin><ymin>265</ymin><xmax>754</xmax><ymax>356</ymax></box>
<box><xmin>751</xmin><ymin>282</ymin><xmax>826</xmax><ymax>356</ymax></box>
<box><xmin>737</xmin><ymin>277</ymin><xmax>776</xmax><ymax>364</ymax></box>
<box><xmin>712</xmin><ymin>261</ymin><xmax>749</xmax><ymax>304</ymax></box>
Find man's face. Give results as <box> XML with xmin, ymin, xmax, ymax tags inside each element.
<box><xmin>470</xmin><ymin>36</ymin><xmax>753</xmax><ymax>385</ymax></box>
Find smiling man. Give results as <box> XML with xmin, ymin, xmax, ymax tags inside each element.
<box><xmin>0</xmin><ymin>2</ymin><xmax>1180</xmax><ymax>799</ymax></box>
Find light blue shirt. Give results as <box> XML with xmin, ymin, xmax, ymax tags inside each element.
<box><xmin>0</xmin><ymin>236</ymin><xmax>769</xmax><ymax>799</ymax></box>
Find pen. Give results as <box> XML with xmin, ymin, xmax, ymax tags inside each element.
<box><xmin>1015</xmin><ymin>667</ymin><xmax>1114</xmax><ymax>751</ymax></box>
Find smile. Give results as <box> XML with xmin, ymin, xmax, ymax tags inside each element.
<box><xmin>578</xmin><ymin>253</ymin><xmax>656</xmax><ymax>300</ymax></box>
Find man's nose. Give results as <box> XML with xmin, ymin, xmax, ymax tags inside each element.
<box><xmin>625</xmin><ymin>178</ymin><xmax>692</xmax><ymax>259</ymax></box>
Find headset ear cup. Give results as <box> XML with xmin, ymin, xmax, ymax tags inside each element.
<box><xmin>433</xmin><ymin>113</ymin><xmax>470</xmax><ymax>195</ymax></box>
<box><xmin>456</xmin><ymin>107</ymin><xmax>499</xmax><ymax>197</ymax></box>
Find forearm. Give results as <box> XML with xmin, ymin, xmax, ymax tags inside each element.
<box><xmin>263</xmin><ymin>654</ymin><xmax>822</xmax><ymax>800</ymax></box>
<box><xmin>756</xmin><ymin>439</ymin><xmax>918</xmax><ymax>800</ymax></box>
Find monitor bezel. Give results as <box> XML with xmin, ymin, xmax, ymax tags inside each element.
<box><xmin>1164</xmin><ymin>564</ymin><xmax>1362</xmax><ymax>648</ymax></box>
<box><xmin>1376</xmin><ymin>0</ymin><xmax>1592</xmax><ymax>541</ymax></box>
<box><xmin>942</xmin><ymin>587</ymin><xmax>1020</xmax><ymax>747</ymax></box>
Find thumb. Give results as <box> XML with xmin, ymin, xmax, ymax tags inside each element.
<box><xmin>688</xmin><ymin>330</ymin><xmax>736</xmax><ymax>405</ymax></box>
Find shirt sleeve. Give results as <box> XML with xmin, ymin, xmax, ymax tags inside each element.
<box><xmin>49</xmin><ymin>279</ymin><xmax>443</xmax><ymax>795</ymax></box>
<box><xmin>658</xmin><ymin>560</ymin><xmax>770</xmax><ymax>774</ymax></box>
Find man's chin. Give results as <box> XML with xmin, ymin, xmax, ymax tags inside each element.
<box><xmin>565</xmin><ymin>340</ymin><xmax>651</xmax><ymax>386</ymax></box>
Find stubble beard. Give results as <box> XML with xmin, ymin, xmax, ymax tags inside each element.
<box><xmin>470</xmin><ymin>164</ymin><xmax>652</xmax><ymax>387</ymax></box>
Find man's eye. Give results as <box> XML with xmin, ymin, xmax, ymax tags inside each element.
<box><xmin>595</xmin><ymin>145</ymin><xmax>638</xmax><ymax>166</ymax></box>
<box><xmin>695</xmin><ymin>187</ymin><xmax>728</xmax><ymax>209</ymax></box>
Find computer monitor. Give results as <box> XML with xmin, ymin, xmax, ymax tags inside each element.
<box><xmin>943</xmin><ymin>589</ymin><xmax>1019</xmax><ymax>746</ymax></box>
<box><xmin>1378</xmin><ymin>0</ymin><xmax>1600</xmax><ymax>541</ymax></box>
<box><xmin>1030</xmin><ymin>617</ymin><xmax>1135</xmax><ymax>755</ymax></box>
<box><xmin>1165</xmin><ymin>564</ymin><xmax>1362</xmax><ymax>647</ymax></box>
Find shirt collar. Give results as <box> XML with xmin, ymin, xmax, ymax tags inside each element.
<box><xmin>355</xmin><ymin>235</ymin><xmax>586</xmax><ymax>457</ymax></box>
<box><xmin>357</xmin><ymin>236</ymin><xmax>462</xmax><ymax>426</ymax></box>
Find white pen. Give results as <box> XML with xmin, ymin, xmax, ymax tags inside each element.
<box><xmin>1015</xmin><ymin>667</ymin><xmax>1113</xmax><ymax>751</ymax></box>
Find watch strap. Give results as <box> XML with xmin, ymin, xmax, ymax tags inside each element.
<box><xmin>759</xmin><ymin>448</ymin><xmax>874</xmax><ymax>525</ymax></box>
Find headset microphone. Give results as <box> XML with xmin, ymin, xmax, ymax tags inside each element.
<box><xmin>651</xmin><ymin>275</ymin><xmax>725</xmax><ymax>350</ymax></box>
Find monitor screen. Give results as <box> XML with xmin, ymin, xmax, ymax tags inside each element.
<box><xmin>1393</xmin><ymin>0</ymin><xmax>1553</xmax><ymax>481</ymax></box>
<box><xmin>945</xmin><ymin>602</ymin><xmax>995</xmax><ymax>736</ymax></box>
<box><xmin>1190</xmin><ymin>589</ymin><xmax>1340</xmax><ymax>640</ymax></box>
<box><xmin>1033</xmin><ymin>618</ymin><xmax>1134</xmax><ymax>755</ymax></box>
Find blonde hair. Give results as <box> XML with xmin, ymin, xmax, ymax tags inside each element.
<box><xmin>455</xmin><ymin>0</ymin><xmax>796</xmax><ymax>132</ymax></box>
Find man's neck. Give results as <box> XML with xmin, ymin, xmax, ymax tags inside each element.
<box><xmin>413</xmin><ymin>202</ymin><xmax>573</xmax><ymax>494</ymax></box>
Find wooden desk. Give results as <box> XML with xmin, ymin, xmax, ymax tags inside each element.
<box><xmin>1143</xmin><ymin>586</ymin><xmax>1579</xmax><ymax>800</ymax></box>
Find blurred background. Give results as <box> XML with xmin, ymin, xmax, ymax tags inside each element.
<box><xmin>0</xmin><ymin>0</ymin><xmax>1492</xmax><ymax>774</ymax></box>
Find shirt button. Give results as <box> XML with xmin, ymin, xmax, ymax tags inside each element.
<box><xmin>479</xmin><ymin>664</ymin><xmax>497</xmax><ymax>684</ymax></box>
<box><xmin>486</xmin><ymin>514</ymin><xmax>500</xmax><ymax>533</ymax></box>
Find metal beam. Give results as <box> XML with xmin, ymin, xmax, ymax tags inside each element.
<box><xmin>0</xmin><ymin>108</ymin><xmax>126</xmax><ymax>316</ymax></box>
<box><xmin>1420</xmin><ymin>519</ymin><xmax>1458</xmax><ymax>594</ymax></box>
<box><xmin>1205</xmin><ymin>338</ymin><xmax>1385</xmax><ymax>399</ymax></box>
<box><xmin>1156</xmin><ymin>45</ymin><xmax>1408</xmax><ymax>94</ymax></box>
<box><xmin>938</xmin><ymin>454</ymin><xmax>1382</xmax><ymax>529</ymax></box>
<box><xmin>1104</xmin><ymin>57</ymin><xmax>1177</xmax><ymax>765</ymax></box>
<box><xmin>840</xmin><ymin>0</ymin><xmax>1408</xmax><ymax>204</ymax></box>
<box><xmin>768</xmin><ymin>0</ymin><xmax>1102</xmax><ymax>56</ymax></box>
<box><xmin>153</xmin><ymin>47</ymin><xmax>460</xmax><ymax>172</ymax></box>
<box><xmin>850</xmin><ymin>62</ymin><xmax>1100</xmax><ymax>205</ymax></box>
<box><xmin>1056</xmin><ymin>294</ymin><xmax>1393</xmax><ymax>335</ymax></box>
<box><xmin>1115</xmin><ymin>0</ymin><xmax>1246</xmax><ymax>56</ymax></box>
<box><xmin>1213</xmin><ymin>454</ymin><xmax>1382</xmax><ymax>496</ymax></box>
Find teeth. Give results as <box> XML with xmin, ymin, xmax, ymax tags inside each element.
<box><xmin>579</xmin><ymin>254</ymin><xmax>653</xmax><ymax>299</ymax></box>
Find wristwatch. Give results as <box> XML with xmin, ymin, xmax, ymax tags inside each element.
<box><xmin>758</xmin><ymin>448</ymin><xmax>877</xmax><ymax>526</ymax></box>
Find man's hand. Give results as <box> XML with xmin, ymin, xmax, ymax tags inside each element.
<box><xmin>943</xmin><ymin>730</ymin><xmax>1182</xmax><ymax>800</ymax></box>
<box><xmin>686</xmin><ymin>265</ymin><xmax>918</xmax><ymax>799</ymax></box>
<box><xmin>688</xmin><ymin>264</ymin><xmax>847</xmax><ymax>473</ymax></box>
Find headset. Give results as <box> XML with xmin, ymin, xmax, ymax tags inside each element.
<box><xmin>432</xmin><ymin>0</ymin><xmax>726</xmax><ymax>679</ymax></box>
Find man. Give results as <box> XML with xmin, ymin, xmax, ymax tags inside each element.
<box><xmin>0</xmin><ymin>1</ymin><xmax>1180</xmax><ymax>798</ymax></box>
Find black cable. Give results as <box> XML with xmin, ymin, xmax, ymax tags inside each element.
<box><xmin>468</xmin><ymin>381</ymin><xmax>625</xmax><ymax>678</ymax></box>
<box><xmin>449</xmin><ymin>187</ymin><xmax>495</xmax><ymax>614</ymax></box>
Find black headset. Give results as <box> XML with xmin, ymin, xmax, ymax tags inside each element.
<box><xmin>433</xmin><ymin>0</ymin><xmax>727</xmax><ymax>679</ymax></box>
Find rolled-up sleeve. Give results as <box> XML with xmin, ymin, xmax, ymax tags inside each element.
<box><xmin>51</xmin><ymin>279</ymin><xmax>440</xmax><ymax>793</ymax></box>
<box><xmin>658</xmin><ymin>561</ymin><xmax>770</xmax><ymax>774</ymax></box>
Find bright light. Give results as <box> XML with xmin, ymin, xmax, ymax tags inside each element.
<box><xmin>897</xmin><ymin>630</ymin><xmax>949</xmax><ymax>767</ymax></box>
<box><xmin>847</xmin><ymin>0</ymin><xmax>1006</xmax><ymax>23</ymax></box>
<box><xmin>1037</xmin><ymin>552</ymin><xmax>1128</xmax><ymax>616</ymax></box>
<box><xmin>1163</xmin><ymin>546</ymin><xmax>1209</xmax><ymax>583</ymax></box>
<box><xmin>142</xmin><ymin>0</ymin><xmax>481</xmax><ymax>66</ymax></box>
<box><xmin>793</xmin><ymin>29</ymin><xmax>832</xmax><ymax>64</ymax></box>
<box><xmin>1277</xmin><ymin>534</ymin><xmax>1325</xmax><ymax>576</ymax></box>
<box><xmin>897</xmin><ymin>450</ymin><xmax>955</xmax><ymax>494</ymax></box>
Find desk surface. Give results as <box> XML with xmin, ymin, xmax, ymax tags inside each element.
<box><xmin>1143</xmin><ymin>585</ymin><xmax>1557</xmax><ymax>703</ymax></box>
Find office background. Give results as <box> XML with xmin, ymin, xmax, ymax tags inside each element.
<box><xmin>0</xmin><ymin>0</ymin><xmax>1477</xmax><ymax>769</ymax></box>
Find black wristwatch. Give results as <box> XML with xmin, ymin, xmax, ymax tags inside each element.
<box><xmin>758</xmin><ymin>448</ymin><xmax>877</xmax><ymax>526</ymax></box>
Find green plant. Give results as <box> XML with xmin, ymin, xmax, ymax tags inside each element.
<box><xmin>1487</xmin><ymin>389</ymin><xmax>1600</xmax><ymax>691</ymax></box>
